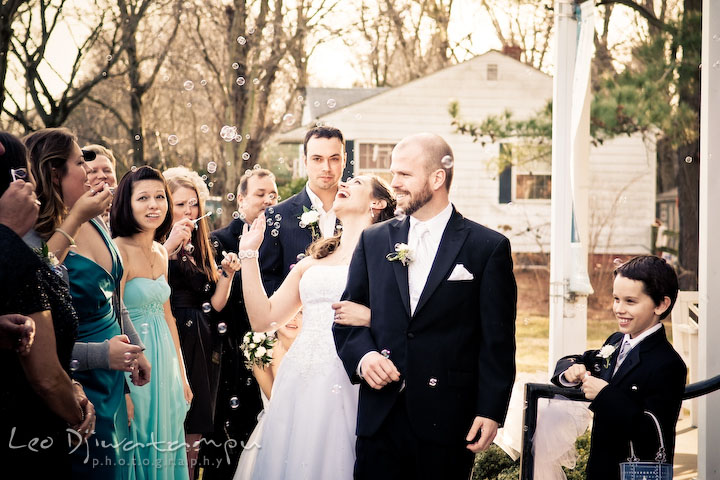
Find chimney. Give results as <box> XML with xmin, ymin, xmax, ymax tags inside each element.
<box><xmin>502</xmin><ymin>45</ymin><xmax>522</xmax><ymax>62</ymax></box>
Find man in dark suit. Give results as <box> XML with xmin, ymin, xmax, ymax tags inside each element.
<box><xmin>552</xmin><ymin>255</ymin><xmax>686</xmax><ymax>480</ymax></box>
<box><xmin>199</xmin><ymin>169</ymin><xmax>278</xmax><ymax>480</ymax></box>
<box><xmin>333</xmin><ymin>133</ymin><xmax>517</xmax><ymax>479</ymax></box>
<box><xmin>258</xmin><ymin>126</ymin><xmax>346</xmax><ymax>294</ymax></box>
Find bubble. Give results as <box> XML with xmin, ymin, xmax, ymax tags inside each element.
<box><xmin>217</xmin><ymin>322</ymin><xmax>227</xmax><ymax>334</ymax></box>
<box><xmin>252</xmin><ymin>78</ymin><xmax>260</xmax><ymax>85</ymax></box>
<box><xmin>245</xmin><ymin>133</ymin><xmax>251</xmax><ymax>140</ymax></box>
<box><xmin>245</xmin><ymin>378</ymin><xmax>253</xmax><ymax>386</ymax></box>
<box><xmin>202</xmin><ymin>302</ymin><xmax>212</xmax><ymax>313</ymax></box>
<box><xmin>183</xmin><ymin>80</ymin><xmax>194</xmax><ymax>91</ymax></box>
<box><xmin>394</xmin><ymin>208</ymin><xmax>406</xmax><ymax>221</ymax></box>
<box><xmin>331</xmin><ymin>384</ymin><xmax>342</xmax><ymax>394</ymax></box>
<box><xmin>278</xmin><ymin>157</ymin><xmax>284</xmax><ymax>163</ymax></box>
<box><xmin>267</xmin><ymin>218</ymin><xmax>274</xmax><ymax>226</ymax></box>
<box><xmin>163</xmin><ymin>75</ymin><xmax>170</xmax><ymax>82</ymax></box>
<box><xmin>247</xmin><ymin>26</ymin><xmax>256</xmax><ymax>34</ymax></box>
<box><xmin>102</xmin><ymin>71</ymin><xmax>107</xmax><ymax>77</ymax></box>
<box><xmin>326</xmin><ymin>98</ymin><xmax>337</xmax><ymax>108</ymax></box>
<box><xmin>200</xmin><ymin>79</ymin><xmax>207</xmax><ymax>86</ymax></box>
<box><xmin>685</xmin><ymin>156</ymin><xmax>693</xmax><ymax>163</ymax></box>
<box><xmin>381</xmin><ymin>349</ymin><xmax>390</xmax><ymax>358</ymax></box>
<box><xmin>140</xmin><ymin>323</ymin><xmax>149</xmax><ymax>334</ymax></box>
<box><xmin>70</xmin><ymin>359</ymin><xmax>80</xmax><ymax>371</ymax></box>
<box><xmin>239</xmin><ymin>211</ymin><xmax>246</xmax><ymax>220</ymax></box>
<box><xmin>186</xmin><ymin>102</ymin><xmax>192</xmax><ymax>108</ymax></box>
<box><xmin>313</xmin><ymin>101</ymin><xmax>320</xmax><ymax>107</ymax></box>
<box><xmin>131</xmin><ymin>166</ymin><xmax>138</xmax><ymax>172</ymax></box>
<box><xmin>106</xmin><ymin>54</ymin><xmax>113</xmax><ymax>61</ymax></box>
<box><xmin>234</xmin><ymin>134</ymin><xmax>242</xmax><ymax>142</ymax></box>
<box><xmin>216</xmin><ymin>207</ymin><xmax>223</xmax><ymax>215</ymax></box>
<box><xmin>236</xmin><ymin>36</ymin><xmax>246</xmax><ymax>45</ymax></box>
<box><xmin>441</xmin><ymin>155</ymin><xmax>454</xmax><ymax>168</ymax></box>
<box><xmin>232</xmin><ymin>211</ymin><xmax>240</xmax><ymax>219</ymax></box>
<box><xmin>282</xmin><ymin>113</ymin><xmax>295</xmax><ymax>126</ymax></box>
<box><xmin>134</xmin><ymin>134</ymin><xmax>141</xmax><ymax>140</ymax></box>
<box><xmin>236</xmin><ymin>76</ymin><xmax>245</xmax><ymax>86</ymax></box>
<box><xmin>226</xmin><ymin>161</ymin><xmax>232</xmax><ymax>166</ymax></box>
<box><xmin>207</xmin><ymin>161</ymin><xmax>218</xmax><ymax>174</ymax></box>
<box><xmin>200</xmin><ymin>124</ymin><xmax>209</xmax><ymax>133</ymax></box>
<box><xmin>185</xmin><ymin>320</ymin><xmax>193</xmax><ymax>327</ymax></box>
<box><xmin>270</xmin><ymin>229</ymin><xmax>279</xmax><ymax>237</ymax></box>
<box><xmin>232</xmin><ymin>62</ymin><xmax>239</xmax><ymax>69</ymax></box>
<box><xmin>243</xmin><ymin>152</ymin><xmax>251</xmax><ymax>161</ymax></box>
<box><xmin>181</xmin><ymin>255</ymin><xmax>188</xmax><ymax>262</ymax></box>
<box><xmin>123</xmin><ymin>352</ymin><xmax>132</xmax><ymax>361</ymax></box>
<box><xmin>184</xmin><ymin>243</ymin><xmax>195</xmax><ymax>254</ymax></box>
<box><xmin>229</xmin><ymin>396</ymin><xmax>240</xmax><ymax>409</ymax></box>
<box><xmin>296</xmin><ymin>253</ymin><xmax>306</xmax><ymax>262</ymax></box>
<box><xmin>267</xmin><ymin>207</ymin><xmax>275</xmax><ymax>215</ymax></box>
<box><xmin>273</xmin><ymin>221</ymin><xmax>280</xmax><ymax>229</ymax></box>
<box><xmin>227</xmin><ymin>193</ymin><xmax>235</xmax><ymax>201</ymax></box>
<box><xmin>245</xmin><ymin>169</ymin><xmax>252</xmax><ymax>176</ymax></box>
<box><xmin>201</xmin><ymin>174</ymin><xmax>208</xmax><ymax>181</ymax></box>
<box><xmin>613</xmin><ymin>257</ymin><xmax>623</xmax><ymax>267</ymax></box>
<box><xmin>213</xmin><ymin>241</ymin><xmax>220</xmax><ymax>248</ymax></box>
<box><xmin>274</xmin><ymin>214</ymin><xmax>282</xmax><ymax>221</ymax></box>
<box><xmin>168</xmin><ymin>135</ymin><xmax>179</xmax><ymax>146</ymax></box>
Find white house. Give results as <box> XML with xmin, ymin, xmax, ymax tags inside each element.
<box><xmin>275</xmin><ymin>51</ymin><xmax>657</xmax><ymax>257</ymax></box>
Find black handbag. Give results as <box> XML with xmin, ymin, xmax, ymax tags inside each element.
<box><xmin>619</xmin><ymin>410</ymin><xmax>673</xmax><ymax>480</ymax></box>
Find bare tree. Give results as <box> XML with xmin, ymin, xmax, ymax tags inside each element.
<box><xmin>0</xmin><ymin>0</ymin><xmax>30</xmax><ymax>119</ymax></box>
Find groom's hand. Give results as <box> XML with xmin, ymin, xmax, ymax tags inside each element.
<box><xmin>465</xmin><ymin>416</ymin><xmax>498</xmax><ymax>453</ymax></box>
<box><xmin>360</xmin><ymin>352</ymin><xmax>401</xmax><ymax>390</ymax></box>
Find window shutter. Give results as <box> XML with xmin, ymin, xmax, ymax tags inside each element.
<box><xmin>343</xmin><ymin>140</ymin><xmax>355</xmax><ymax>180</ymax></box>
<box><xmin>499</xmin><ymin>165</ymin><xmax>512</xmax><ymax>204</ymax></box>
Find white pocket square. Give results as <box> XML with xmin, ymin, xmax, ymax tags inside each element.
<box><xmin>447</xmin><ymin>264</ymin><xmax>474</xmax><ymax>281</ymax></box>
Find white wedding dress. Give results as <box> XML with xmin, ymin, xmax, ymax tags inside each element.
<box><xmin>249</xmin><ymin>264</ymin><xmax>359</xmax><ymax>480</ymax></box>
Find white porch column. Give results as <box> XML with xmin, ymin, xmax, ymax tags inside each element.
<box><xmin>698</xmin><ymin>1</ymin><xmax>720</xmax><ymax>477</ymax></box>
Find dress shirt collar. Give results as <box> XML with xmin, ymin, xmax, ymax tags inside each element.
<box><xmin>621</xmin><ymin>322</ymin><xmax>662</xmax><ymax>351</ymax></box>
<box><xmin>409</xmin><ymin>202</ymin><xmax>453</xmax><ymax>244</ymax></box>
<box><xmin>305</xmin><ymin>183</ymin><xmax>329</xmax><ymax>214</ymax></box>
<box><xmin>304</xmin><ymin>183</ymin><xmax>337</xmax><ymax>238</ymax></box>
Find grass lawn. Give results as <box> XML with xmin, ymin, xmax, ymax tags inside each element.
<box><xmin>516</xmin><ymin>312</ymin><xmax>673</xmax><ymax>373</ymax></box>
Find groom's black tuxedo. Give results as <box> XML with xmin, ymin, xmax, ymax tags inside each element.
<box><xmin>552</xmin><ymin>327</ymin><xmax>686</xmax><ymax>480</ymax></box>
<box><xmin>258</xmin><ymin>188</ymin><xmax>314</xmax><ymax>295</ymax></box>
<box><xmin>334</xmin><ymin>207</ymin><xmax>516</xmax><ymax>450</ymax></box>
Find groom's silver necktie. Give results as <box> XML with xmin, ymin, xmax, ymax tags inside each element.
<box><xmin>409</xmin><ymin>222</ymin><xmax>433</xmax><ymax>315</ymax></box>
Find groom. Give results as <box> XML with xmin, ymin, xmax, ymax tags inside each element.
<box><xmin>333</xmin><ymin>133</ymin><xmax>517</xmax><ymax>479</ymax></box>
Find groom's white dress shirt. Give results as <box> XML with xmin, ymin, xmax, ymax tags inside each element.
<box><xmin>305</xmin><ymin>184</ymin><xmax>337</xmax><ymax>239</ymax></box>
<box><xmin>358</xmin><ymin>202</ymin><xmax>452</xmax><ymax>378</ymax></box>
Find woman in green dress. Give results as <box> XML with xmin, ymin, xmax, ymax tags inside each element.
<box><xmin>25</xmin><ymin>128</ymin><xmax>151</xmax><ymax>480</ymax></box>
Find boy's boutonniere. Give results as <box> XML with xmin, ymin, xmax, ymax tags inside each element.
<box><xmin>240</xmin><ymin>331</ymin><xmax>277</xmax><ymax>370</ymax></box>
<box><xmin>298</xmin><ymin>206</ymin><xmax>321</xmax><ymax>240</ymax></box>
<box><xmin>597</xmin><ymin>344</ymin><xmax>617</xmax><ymax>369</ymax></box>
<box><xmin>386</xmin><ymin>243</ymin><xmax>414</xmax><ymax>266</ymax></box>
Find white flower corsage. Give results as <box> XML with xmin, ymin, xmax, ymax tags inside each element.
<box><xmin>597</xmin><ymin>344</ymin><xmax>617</xmax><ymax>368</ymax></box>
<box><xmin>298</xmin><ymin>206</ymin><xmax>321</xmax><ymax>240</ymax></box>
<box><xmin>34</xmin><ymin>243</ymin><xmax>63</xmax><ymax>277</ymax></box>
<box><xmin>240</xmin><ymin>331</ymin><xmax>277</xmax><ymax>370</ymax></box>
<box><xmin>386</xmin><ymin>243</ymin><xmax>414</xmax><ymax>266</ymax></box>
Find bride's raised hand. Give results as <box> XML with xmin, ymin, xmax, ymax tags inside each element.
<box><xmin>239</xmin><ymin>211</ymin><xmax>267</xmax><ymax>252</ymax></box>
<box><xmin>332</xmin><ymin>301</ymin><xmax>371</xmax><ymax>327</ymax></box>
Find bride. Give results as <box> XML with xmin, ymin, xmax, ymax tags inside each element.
<box><xmin>236</xmin><ymin>175</ymin><xmax>395</xmax><ymax>480</ymax></box>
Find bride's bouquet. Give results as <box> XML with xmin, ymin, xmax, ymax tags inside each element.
<box><xmin>240</xmin><ymin>331</ymin><xmax>277</xmax><ymax>370</ymax></box>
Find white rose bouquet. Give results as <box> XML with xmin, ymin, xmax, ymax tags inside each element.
<box><xmin>240</xmin><ymin>331</ymin><xmax>277</xmax><ymax>370</ymax></box>
<box><xmin>298</xmin><ymin>206</ymin><xmax>321</xmax><ymax>240</ymax></box>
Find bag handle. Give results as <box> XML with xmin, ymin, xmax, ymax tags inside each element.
<box><xmin>628</xmin><ymin>410</ymin><xmax>667</xmax><ymax>463</ymax></box>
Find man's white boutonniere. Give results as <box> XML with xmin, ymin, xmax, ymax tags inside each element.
<box><xmin>386</xmin><ymin>243</ymin><xmax>414</xmax><ymax>266</ymax></box>
<box><xmin>240</xmin><ymin>331</ymin><xmax>277</xmax><ymax>370</ymax></box>
<box><xmin>597</xmin><ymin>344</ymin><xmax>617</xmax><ymax>368</ymax></box>
<box><xmin>298</xmin><ymin>206</ymin><xmax>321</xmax><ymax>240</ymax></box>
<box><xmin>34</xmin><ymin>243</ymin><xmax>63</xmax><ymax>276</ymax></box>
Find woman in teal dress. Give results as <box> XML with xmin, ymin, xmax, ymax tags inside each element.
<box><xmin>24</xmin><ymin>128</ymin><xmax>151</xmax><ymax>480</ymax></box>
<box><xmin>111</xmin><ymin>166</ymin><xmax>194</xmax><ymax>480</ymax></box>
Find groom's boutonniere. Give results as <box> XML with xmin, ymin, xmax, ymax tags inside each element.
<box><xmin>386</xmin><ymin>243</ymin><xmax>414</xmax><ymax>266</ymax></box>
<box><xmin>298</xmin><ymin>206</ymin><xmax>321</xmax><ymax>240</ymax></box>
<box><xmin>240</xmin><ymin>331</ymin><xmax>277</xmax><ymax>370</ymax></box>
<box><xmin>597</xmin><ymin>344</ymin><xmax>617</xmax><ymax>369</ymax></box>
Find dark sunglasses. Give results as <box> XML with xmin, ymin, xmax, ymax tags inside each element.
<box><xmin>81</xmin><ymin>149</ymin><xmax>97</xmax><ymax>161</ymax></box>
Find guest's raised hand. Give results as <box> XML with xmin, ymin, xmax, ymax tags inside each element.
<box><xmin>108</xmin><ymin>334</ymin><xmax>142</xmax><ymax>372</ymax></box>
<box><xmin>164</xmin><ymin>218</ymin><xmax>194</xmax><ymax>255</ymax></box>
<box><xmin>0</xmin><ymin>180</ymin><xmax>40</xmax><ymax>236</ymax></box>
<box><xmin>221</xmin><ymin>251</ymin><xmax>241</xmax><ymax>275</ymax></box>
<box><xmin>131</xmin><ymin>352</ymin><xmax>151</xmax><ymax>386</ymax></box>
<box><xmin>562</xmin><ymin>364</ymin><xmax>588</xmax><ymax>384</ymax></box>
<box><xmin>466</xmin><ymin>416</ymin><xmax>499</xmax><ymax>453</ymax></box>
<box><xmin>332</xmin><ymin>301</ymin><xmax>371</xmax><ymax>327</ymax></box>
<box><xmin>70</xmin><ymin>183</ymin><xmax>113</xmax><ymax>224</ymax></box>
<box><xmin>239</xmin><ymin>211</ymin><xmax>267</xmax><ymax>252</ymax></box>
<box><xmin>0</xmin><ymin>314</ymin><xmax>35</xmax><ymax>355</ymax></box>
<box><xmin>360</xmin><ymin>351</ymin><xmax>401</xmax><ymax>390</ymax></box>
<box><xmin>580</xmin><ymin>374</ymin><xmax>608</xmax><ymax>400</ymax></box>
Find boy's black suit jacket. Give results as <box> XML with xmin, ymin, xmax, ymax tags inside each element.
<box><xmin>552</xmin><ymin>326</ymin><xmax>687</xmax><ymax>480</ymax></box>
<box><xmin>333</xmin><ymin>208</ymin><xmax>517</xmax><ymax>444</ymax></box>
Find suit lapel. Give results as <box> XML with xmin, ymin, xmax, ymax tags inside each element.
<box><xmin>388</xmin><ymin>217</ymin><xmax>411</xmax><ymax>318</ymax></box>
<box><xmin>611</xmin><ymin>328</ymin><xmax>666</xmax><ymax>384</ymax></box>
<box><xmin>414</xmin><ymin>209</ymin><xmax>470</xmax><ymax>317</ymax></box>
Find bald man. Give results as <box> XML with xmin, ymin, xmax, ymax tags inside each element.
<box><xmin>333</xmin><ymin>133</ymin><xmax>517</xmax><ymax>479</ymax></box>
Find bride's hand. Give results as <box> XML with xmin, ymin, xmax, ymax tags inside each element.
<box><xmin>240</xmin><ymin>212</ymin><xmax>267</xmax><ymax>252</ymax></box>
<box><xmin>332</xmin><ymin>301</ymin><xmax>371</xmax><ymax>327</ymax></box>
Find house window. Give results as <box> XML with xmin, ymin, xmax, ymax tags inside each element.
<box><xmin>516</xmin><ymin>173</ymin><xmax>551</xmax><ymax>200</ymax></box>
<box><xmin>358</xmin><ymin>143</ymin><xmax>395</xmax><ymax>170</ymax></box>
<box><xmin>487</xmin><ymin>64</ymin><xmax>498</xmax><ymax>81</ymax></box>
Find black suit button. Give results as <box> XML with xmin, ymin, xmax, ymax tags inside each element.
<box><xmin>407</xmin><ymin>332</ymin><xmax>415</xmax><ymax>339</ymax></box>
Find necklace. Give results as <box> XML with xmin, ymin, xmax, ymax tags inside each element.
<box><xmin>132</xmin><ymin>240</ymin><xmax>156</xmax><ymax>273</ymax></box>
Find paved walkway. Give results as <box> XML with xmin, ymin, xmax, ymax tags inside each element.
<box><xmin>674</xmin><ymin>412</ymin><xmax>698</xmax><ymax>480</ymax></box>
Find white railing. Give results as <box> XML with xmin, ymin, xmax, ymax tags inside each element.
<box><xmin>671</xmin><ymin>291</ymin><xmax>699</xmax><ymax>426</ymax></box>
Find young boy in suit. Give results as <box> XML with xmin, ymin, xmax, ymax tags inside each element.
<box><xmin>552</xmin><ymin>255</ymin><xmax>687</xmax><ymax>480</ymax></box>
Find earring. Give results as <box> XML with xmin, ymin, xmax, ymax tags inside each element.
<box><xmin>369</xmin><ymin>204</ymin><xmax>375</xmax><ymax>218</ymax></box>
